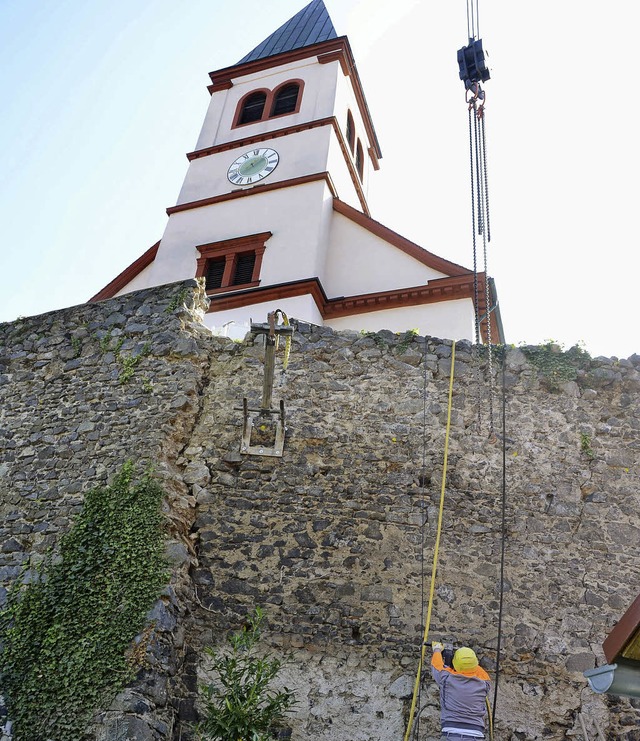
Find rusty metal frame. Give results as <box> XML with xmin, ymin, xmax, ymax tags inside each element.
<box><xmin>239</xmin><ymin>315</ymin><xmax>293</xmax><ymax>457</ymax></box>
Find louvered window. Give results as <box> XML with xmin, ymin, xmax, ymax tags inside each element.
<box><xmin>239</xmin><ymin>92</ymin><xmax>267</xmax><ymax>124</ymax></box>
<box><xmin>196</xmin><ymin>232</ymin><xmax>271</xmax><ymax>296</ymax></box>
<box><xmin>270</xmin><ymin>84</ymin><xmax>299</xmax><ymax>117</ymax></box>
<box><xmin>205</xmin><ymin>257</ymin><xmax>225</xmax><ymax>290</ymax></box>
<box><xmin>232</xmin><ymin>253</ymin><xmax>256</xmax><ymax>285</ymax></box>
<box><xmin>346</xmin><ymin>111</ymin><xmax>355</xmax><ymax>153</ymax></box>
<box><xmin>356</xmin><ymin>139</ymin><xmax>364</xmax><ymax>181</ymax></box>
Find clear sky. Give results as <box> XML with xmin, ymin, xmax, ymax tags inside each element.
<box><xmin>1</xmin><ymin>0</ymin><xmax>638</xmax><ymax>358</ymax></box>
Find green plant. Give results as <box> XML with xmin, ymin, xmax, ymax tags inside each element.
<box><xmin>580</xmin><ymin>432</ymin><xmax>595</xmax><ymax>459</ymax></box>
<box><xmin>360</xmin><ymin>330</ymin><xmax>386</xmax><ymax>348</ymax></box>
<box><xmin>0</xmin><ymin>463</ymin><xmax>167</xmax><ymax>741</ymax></box>
<box><xmin>118</xmin><ymin>342</ymin><xmax>152</xmax><ymax>384</ymax></box>
<box><xmin>395</xmin><ymin>328</ymin><xmax>419</xmax><ymax>354</ymax></box>
<box><xmin>197</xmin><ymin>607</ymin><xmax>296</xmax><ymax>741</ymax></box>
<box><xmin>95</xmin><ymin>329</ymin><xmax>114</xmax><ymax>353</ymax></box>
<box><xmin>113</xmin><ymin>336</ymin><xmax>125</xmax><ymax>356</ymax></box>
<box><xmin>521</xmin><ymin>341</ymin><xmax>591</xmax><ymax>391</ymax></box>
<box><xmin>71</xmin><ymin>335</ymin><xmax>82</xmax><ymax>358</ymax></box>
<box><xmin>165</xmin><ymin>286</ymin><xmax>190</xmax><ymax>313</ymax></box>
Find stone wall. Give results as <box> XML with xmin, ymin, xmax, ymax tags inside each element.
<box><xmin>0</xmin><ymin>281</ymin><xmax>213</xmax><ymax>740</ymax></box>
<box><xmin>1</xmin><ymin>281</ymin><xmax>639</xmax><ymax>740</ymax></box>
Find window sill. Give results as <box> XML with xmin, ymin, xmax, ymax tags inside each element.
<box><xmin>206</xmin><ymin>281</ymin><xmax>260</xmax><ymax>296</ymax></box>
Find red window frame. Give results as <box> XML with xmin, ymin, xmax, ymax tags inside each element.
<box><xmin>232</xmin><ymin>80</ymin><xmax>305</xmax><ymax>129</ymax></box>
<box><xmin>196</xmin><ymin>232</ymin><xmax>272</xmax><ymax>294</ymax></box>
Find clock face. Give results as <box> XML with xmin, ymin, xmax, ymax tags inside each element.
<box><xmin>227</xmin><ymin>148</ymin><xmax>279</xmax><ymax>186</ymax></box>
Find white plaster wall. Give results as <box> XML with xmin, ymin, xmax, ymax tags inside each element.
<box><xmin>188</xmin><ymin>57</ymin><xmax>372</xmax><ymax>211</ymax></box>
<box><xmin>113</xmin><ymin>261</ymin><xmax>156</xmax><ymax>297</ymax></box>
<box><xmin>325</xmin><ymin>298</ymin><xmax>475</xmax><ymax>340</ymax></box>
<box><xmin>146</xmin><ymin>180</ymin><xmax>333</xmax><ymax>290</ymax></box>
<box><xmin>323</xmin><ymin>211</ymin><xmax>448</xmax><ymax>297</ymax></box>
<box><xmin>205</xmin><ymin>294</ymin><xmax>323</xmax><ymax>340</ymax></box>
<box><xmin>332</xmin><ymin>64</ymin><xmax>376</xmax><ymax>197</ymax></box>
<box><xmin>325</xmin><ymin>127</ymin><xmax>365</xmax><ymax>212</ymax></box>
<box><xmin>195</xmin><ymin>57</ymin><xmax>340</xmax><ymax>152</ymax></box>
<box><xmin>177</xmin><ymin>126</ymin><xmax>333</xmax><ymax>206</ymax></box>
<box><xmin>193</xmin><ymin>90</ymin><xmax>228</xmax><ymax>152</ymax></box>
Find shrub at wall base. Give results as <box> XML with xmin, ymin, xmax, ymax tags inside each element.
<box><xmin>196</xmin><ymin>607</ymin><xmax>297</xmax><ymax>741</ymax></box>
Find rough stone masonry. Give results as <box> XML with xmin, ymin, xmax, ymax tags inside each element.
<box><xmin>0</xmin><ymin>280</ymin><xmax>638</xmax><ymax>740</ymax></box>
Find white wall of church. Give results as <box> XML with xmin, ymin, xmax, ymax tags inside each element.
<box><xmin>325</xmin><ymin>129</ymin><xmax>366</xmax><ymax>212</ymax></box>
<box><xmin>146</xmin><ymin>180</ymin><xmax>334</xmax><ymax>290</ymax></box>
<box><xmin>323</xmin><ymin>212</ymin><xmax>448</xmax><ymax>297</ymax></box>
<box><xmin>205</xmin><ymin>294</ymin><xmax>324</xmax><ymax>340</ymax></box>
<box><xmin>193</xmin><ymin>91</ymin><xmax>227</xmax><ymax>153</ymax></box>
<box><xmin>325</xmin><ymin>298</ymin><xmax>474</xmax><ymax>340</ymax></box>
<box><xmin>195</xmin><ymin>57</ymin><xmax>340</xmax><ymax>152</ymax></box>
<box><xmin>332</xmin><ymin>66</ymin><xmax>375</xmax><ymax>194</ymax></box>
<box><xmin>177</xmin><ymin>126</ymin><xmax>333</xmax><ymax>207</ymax></box>
<box><xmin>112</xmin><ymin>261</ymin><xmax>156</xmax><ymax>298</ymax></box>
<box><xmin>188</xmin><ymin>54</ymin><xmax>374</xmax><ymax>213</ymax></box>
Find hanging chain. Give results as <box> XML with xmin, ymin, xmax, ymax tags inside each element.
<box><xmin>468</xmin><ymin>104</ymin><xmax>482</xmax><ymax>432</ymax></box>
<box><xmin>480</xmin><ymin>114</ymin><xmax>491</xmax><ymax>243</ymax></box>
<box><xmin>479</xmin><ymin>111</ymin><xmax>494</xmax><ymax>434</ymax></box>
<box><xmin>474</xmin><ymin>112</ymin><xmax>484</xmax><ymax>236</ymax></box>
<box><xmin>466</xmin><ymin>84</ymin><xmax>495</xmax><ymax>436</ymax></box>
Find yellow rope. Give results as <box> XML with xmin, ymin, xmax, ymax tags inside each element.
<box><xmin>403</xmin><ymin>341</ymin><xmax>456</xmax><ymax>741</ymax></box>
<box><xmin>272</xmin><ymin>309</ymin><xmax>292</xmax><ymax>370</ymax></box>
<box><xmin>485</xmin><ymin>697</ymin><xmax>494</xmax><ymax>741</ymax></box>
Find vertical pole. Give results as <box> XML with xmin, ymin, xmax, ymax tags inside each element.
<box><xmin>261</xmin><ymin>336</ymin><xmax>277</xmax><ymax>411</ymax></box>
<box><xmin>593</xmin><ymin>720</ymin><xmax>606</xmax><ymax>741</ymax></box>
<box><xmin>579</xmin><ymin>713</ymin><xmax>591</xmax><ymax>741</ymax></box>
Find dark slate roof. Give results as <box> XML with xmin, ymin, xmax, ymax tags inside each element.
<box><xmin>237</xmin><ymin>0</ymin><xmax>338</xmax><ymax>64</ymax></box>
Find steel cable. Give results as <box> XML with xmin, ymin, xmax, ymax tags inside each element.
<box><xmin>492</xmin><ymin>348</ymin><xmax>508</xmax><ymax>727</ymax></box>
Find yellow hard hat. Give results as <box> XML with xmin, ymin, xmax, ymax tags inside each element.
<box><xmin>453</xmin><ymin>647</ymin><xmax>478</xmax><ymax>672</ymax></box>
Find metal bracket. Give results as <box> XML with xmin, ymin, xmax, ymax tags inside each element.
<box><xmin>238</xmin><ymin>313</ymin><xmax>294</xmax><ymax>457</ymax></box>
<box><xmin>240</xmin><ymin>399</ymin><xmax>286</xmax><ymax>457</ymax></box>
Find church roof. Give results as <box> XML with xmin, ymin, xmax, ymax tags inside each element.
<box><xmin>237</xmin><ymin>0</ymin><xmax>337</xmax><ymax>64</ymax></box>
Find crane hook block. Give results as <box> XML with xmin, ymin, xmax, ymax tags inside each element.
<box><xmin>457</xmin><ymin>38</ymin><xmax>490</xmax><ymax>87</ymax></box>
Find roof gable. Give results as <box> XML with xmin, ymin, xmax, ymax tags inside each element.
<box><xmin>89</xmin><ymin>242</ymin><xmax>159</xmax><ymax>302</ymax></box>
<box><xmin>332</xmin><ymin>198</ymin><xmax>472</xmax><ymax>277</ymax></box>
<box><xmin>237</xmin><ymin>0</ymin><xmax>337</xmax><ymax>64</ymax></box>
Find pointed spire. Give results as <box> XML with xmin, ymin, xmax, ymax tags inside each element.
<box><xmin>237</xmin><ymin>0</ymin><xmax>338</xmax><ymax>64</ymax></box>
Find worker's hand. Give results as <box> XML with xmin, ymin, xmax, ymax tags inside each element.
<box><xmin>431</xmin><ymin>641</ymin><xmax>444</xmax><ymax>652</ymax></box>
<box><xmin>442</xmin><ymin>643</ymin><xmax>454</xmax><ymax>668</ymax></box>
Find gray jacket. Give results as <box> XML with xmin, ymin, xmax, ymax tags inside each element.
<box><xmin>431</xmin><ymin>653</ymin><xmax>491</xmax><ymax>733</ymax></box>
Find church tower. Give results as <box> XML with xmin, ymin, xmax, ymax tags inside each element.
<box><xmin>92</xmin><ymin>0</ymin><xmax>503</xmax><ymax>344</ymax></box>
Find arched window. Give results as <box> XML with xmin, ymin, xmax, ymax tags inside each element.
<box><xmin>270</xmin><ymin>83</ymin><xmax>300</xmax><ymax>117</ymax></box>
<box><xmin>238</xmin><ymin>92</ymin><xmax>267</xmax><ymax>125</ymax></box>
<box><xmin>233</xmin><ymin>81</ymin><xmax>302</xmax><ymax>129</ymax></box>
<box><xmin>346</xmin><ymin>111</ymin><xmax>355</xmax><ymax>153</ymax></box>
<box><xmin>356</xmin><ymin>139</ymin><xmax>364</xmax><ymax>180</ymax></box>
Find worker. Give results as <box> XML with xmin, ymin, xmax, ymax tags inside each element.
<box><xmin>431</xmin><ymin>641</ymin><xmax>491</xmax><ymax>740</ymax></box>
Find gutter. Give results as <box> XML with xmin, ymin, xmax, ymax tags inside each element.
<box><xmin>584</xmin><ymin>659</ymin><xmax>640</xmax><ymax>698</ymax></box>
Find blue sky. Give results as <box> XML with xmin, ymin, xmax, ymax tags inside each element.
<box><xmin>1</xmin><ymin>0</ymin><xmax>638</xmax><ymax>358</ymax></box>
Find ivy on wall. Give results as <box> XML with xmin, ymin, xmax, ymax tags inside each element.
<box><xmin>0</xmin><ymin>463</ymin><xmax>167</xmax><ymax>741</ymax></box>
<box><xmin>521</xmin><ymin>341</ymin><xmax>591</xmax><ymax>391</ymax></box>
